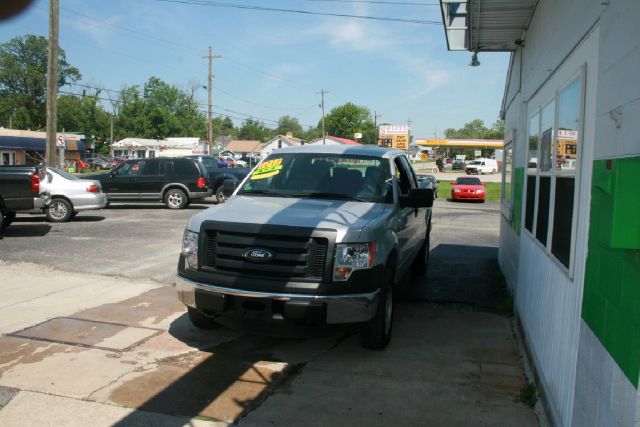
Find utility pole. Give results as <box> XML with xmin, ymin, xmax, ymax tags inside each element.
<box><xmin>318</xmin><ymin>89</ymin><xmax>328</xmax><ymax>144</ymax></box>
<box><xmin>374</xmin><ymin>111</ymin><xmax>381</xmax><ymax>145</ymax></box>
<box><xmin>204</xmin><ymin>46</ymin><xmax>221</xmax><ymax>153</ymax></box>
<box><xmin>106</xmin><ymin>91</ymin><xmax>119</xmax><ymax>156</ymax></box>
<box><xmin>45</xmin><ymin>0</ymin><xmax>59</xmax><ymax>166</ymax></box>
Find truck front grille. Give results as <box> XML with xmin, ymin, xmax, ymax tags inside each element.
<box><xmin>202</xmin><ymin>225</ymin><xmax>332</xmax><ymax>281</ymax></box>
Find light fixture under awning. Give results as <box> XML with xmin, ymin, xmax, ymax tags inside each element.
<box><xmin>440</xmin><ymin>0</ymin><xmax>537</xmax><ymax>52</ymax></box>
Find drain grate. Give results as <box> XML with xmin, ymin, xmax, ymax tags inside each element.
<box><xmin>7</xmin><ymin>317</ymin><xmax>163</xmax><ymax>352</ymax></box>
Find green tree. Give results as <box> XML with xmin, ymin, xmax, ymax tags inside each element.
<box><xmin>323</xmin><ymin>102</ymin><xmax>376</xmax><ymax>144</ymax></box>
<box><xmin>444</xmin><ymin>119</ymin><xmax>504</xmax><ymax>139</ymax></box>
<box><xmin>114</xmin><ymin>77</ymin><xmax>206</xmax><ymax>140</ymax></box>
<box><xmin>57</xmin><ymin>93</ymin><xmax>111</xmax><ymax>137</ymax></box>
<box><xmin>276</xmin><ymin>115</ymin><xmax>303</xmax><ymax>137</ymax></box>
<box><xmin>212</xmin><ymin>116</ymin><xmax>235</xmax><ymax>138</ymax></box>
<box><xmin>0</xmin><ymin>34</ymin><xmax>81</xmax><ymax>130</ymax></box>
<box><xmin>237</xmin><ymin>118</ymin><xmax>272</xmax><ymax>141</ymax></box>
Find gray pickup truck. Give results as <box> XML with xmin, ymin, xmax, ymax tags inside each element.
<box><xmin>0</xmin><ymin>165</ymin><xmax>46</xmax><ymax>231</ymax></box>
<box><xmin>176</xmin><ymin>145</ymin><xmax>433</xmax><ymax>349</ymax></box>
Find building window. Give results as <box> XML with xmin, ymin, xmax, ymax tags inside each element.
<box><xmin>524</xmin><ymin>72</ymin><xmax>583</xmax><ymax>271</ymax></box>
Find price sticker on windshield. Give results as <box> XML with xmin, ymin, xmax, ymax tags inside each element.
<box><xmin>252</xmin><ymin>158</ymin><xmax>283</xmax><ymax>180</ymax></box>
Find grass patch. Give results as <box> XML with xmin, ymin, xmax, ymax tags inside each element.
<box><xmin>438</xmin><ymin>180</ymin><xmax>502</xmax><ymax>201</ymax></box>
<box><xmin>515</xmin><ymin>382</ymin><xmax>538</xmax><ymax>408</ymax></box>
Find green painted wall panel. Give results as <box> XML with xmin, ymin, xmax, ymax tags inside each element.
<box><xmin>511</xmin><ymin>167</ymin><xmax>524</xmax><ymax>235</ymax></box>
<box><xmin>583</xmin><ymin>156</ymin><xmax>640</xmax><ymax>388</ymax></box>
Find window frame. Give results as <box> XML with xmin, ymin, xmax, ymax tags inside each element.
<box><xmin>522</xmin><ymin>66</ymin><xmax>585</xmax><ymax>277</ymax></box>
<box><xmin>501</xmin><ymin>129</ymin><xmax>515</xmax><ymax>220</ymax></box>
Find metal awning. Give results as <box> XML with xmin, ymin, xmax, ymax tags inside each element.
<box><xmin>440</xmin><ymin>0</ymin><xmax>537</xmax><ymax>51</ymax></box>
<box><xmin>0</xmin><ymin>136</ymin><xmax>86</xmax><ymax>152</ymax></box>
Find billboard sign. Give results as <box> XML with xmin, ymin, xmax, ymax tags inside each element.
<box><xmin>379</xmin><ymin>125</ymin><xmax>409</xmax><ymax>136</ymax></box>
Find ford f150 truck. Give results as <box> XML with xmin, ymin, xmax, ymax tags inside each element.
<box><xmin>176</xmin><ymin>145</ymin><xmax>433</xmax><ymax>349</ymax></box>
<box><xmin>0</xmin><ymin>165</ymin><xmax>46</xmax><ymax>231</ymax></box>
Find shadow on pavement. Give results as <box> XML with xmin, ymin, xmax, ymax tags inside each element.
<box><xmin>404</xmin><ymin>243</ymin><xmax>502</xmax><ymax>310</ymax></box>
<box><xmin>0</xmin><ymin>224</ymin><xmax>51</xmax><ymax>238</ymax></box>
<box><xmin>106</xmin><ymin>204</ymin><xmax>209</xmax><ymax>210</ymax></box>
<box><xmin>111</xmin><ymin>313</ymin><xmax>332</xmax><ymax>426</ymax></box>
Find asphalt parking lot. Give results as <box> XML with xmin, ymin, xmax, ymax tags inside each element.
<box><xmin>0</xmin><ymin>198</ymin><xmax>539</xmax><ymax>426</ymax></box>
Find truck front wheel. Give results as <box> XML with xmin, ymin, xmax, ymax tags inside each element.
<box><xmin>359</xmin><ymin>266</ymin><xmax>394</xmax><ymax>350</ymax></box>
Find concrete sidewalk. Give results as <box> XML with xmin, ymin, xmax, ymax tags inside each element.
<box><xmin>0</xmin><ymin>261</ymin><xmax>538</xmax><ymax>426</ymax></box>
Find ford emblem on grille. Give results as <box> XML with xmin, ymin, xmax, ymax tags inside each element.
<box><xmin>242</xmin><ymin>248</ymin><xmax>273</xmax><ymax>263</ymax></box>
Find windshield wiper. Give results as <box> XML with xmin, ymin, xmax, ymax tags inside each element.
<box><xmin>237</xmin><ymin>189</ymin><xmax>291</xmax><ymax>197</ymax></box>
<box><xmin>291</xmin><ymin>192</ymin><xmax>368</xmax><ymax>202</ymax></box>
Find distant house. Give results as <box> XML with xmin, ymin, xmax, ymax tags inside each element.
<box><xmin>111</xmin><ymin>137</ymin><xmax>206</xmax><ymax>158</ymax></box>
<box><xmin>306</xmin><ymin>135</ymin><xmax>361</xmax><ymax>146</ymax></box>
<box><xmin>224</xmin><ymin>140</ymin><xmax>264</xmax><ymax>157</ymax></box>
<box><xmin>261</xmin><ymin>133</ymin><xmax>303</xmax><ymax>158</ymax></box>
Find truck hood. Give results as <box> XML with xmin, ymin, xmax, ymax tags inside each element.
<box><xmin>187</xmin><ymin>195</ymin><xmax>390</xmax><ymax>242</ymax></box>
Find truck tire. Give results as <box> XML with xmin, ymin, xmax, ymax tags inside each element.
<box><xmin>0</xmin><ymin>210</ymin><xmax>4</xmax><ymax>232</ymax></box>
<box><xmin>164</xmin><ymin>188</ymin><xmax>188</xmax><ymax>209</ymax></box>
<box><xmin>2</xmin><ymin>211</ymin><xmax>16</xmax><ymax>229</ymax></box>
<box><xmin>46</xmin><ymin>198</ymin><xmax>73</xmax><ymax>222</ymax></box>
<box><xmin>411</xmin><ymin>229</ymin><xmax>431</xmax><ymax>275</ymax></box>
<box><xmin>215</xmin><ymin>186</ymin><xmax>226</xmax><ymax>204</ymax></box>
<box><xmin>187</xmin><ymin>306</ymin><xmax>217</xmax><ymax>330</ymax></box>
<box><xmin>359</xmin><ymin>266</ymin><xmax>394</xmax><ymax>350</ymax></box>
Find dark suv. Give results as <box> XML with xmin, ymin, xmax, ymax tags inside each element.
<box><xmin>87</xmin><ymin>157</ymin><xmax>212</xmax><ymax>209</ymax></box>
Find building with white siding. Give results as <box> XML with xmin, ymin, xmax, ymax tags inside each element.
<box><xmin>440</xmin><ymin>1</ymin><xmax>640</xmax><ymax>426</ymax></box>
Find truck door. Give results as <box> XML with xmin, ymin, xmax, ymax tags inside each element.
<box><xmin>392</xmin><ymin>156</ymin><xmax>421</xmax><ymax>274</ymax></box>
<box><xmin>137</xmin><ymin>159</ymin><xmax>166</xmax><ymax>200</ymax></box>
<box><xmin>103</xmin><ymin>160</ymin><xmax>142</xmax><ymax>200</ymax></box>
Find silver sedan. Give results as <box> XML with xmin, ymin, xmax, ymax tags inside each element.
<box><xmin>41</xmin><ymin>168</ymin><xmax>107</xmax><ymax>222</ymax></box>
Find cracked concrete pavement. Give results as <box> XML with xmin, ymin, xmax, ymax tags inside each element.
<box><xmin>0</xmin><ymin>200</ymin><xmax>539</xmax><ymax>426</ymax></box>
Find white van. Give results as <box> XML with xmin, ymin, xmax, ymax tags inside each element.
<box><xmin>465</xmin><ymin>158</ymin><xmax>498</xmax><ymax>174</ymax></box>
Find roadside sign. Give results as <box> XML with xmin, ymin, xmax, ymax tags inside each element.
<box><xmin>354</xmin><ymin>132</ymin><xmax>362</xmax><ymax>139</ymax></box>
<box><xmin>393</xmin><ymin>134</ymin><xmax>408</xmax><ymax>150</ymax></box>
<box><xmin>56</xmin><ymin>135</ymin><xmax>66</xmax><ymax>148</ymax></box>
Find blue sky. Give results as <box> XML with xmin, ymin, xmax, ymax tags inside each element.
<box><xmin>0</xmin><ymin>0</ymin><xmax>510</xmax><ymax>138</ymax></box>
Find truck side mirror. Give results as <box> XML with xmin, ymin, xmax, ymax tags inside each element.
<box><xmin>399</xmin><ymin>188</ymin><xmax>434</xmax><ymax>208</ymax></box>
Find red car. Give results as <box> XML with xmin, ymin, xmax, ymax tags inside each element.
<box><xmin>451</xmin><ymin>176</ymin><xmax>486</xmax><ymax>202</ymax></box>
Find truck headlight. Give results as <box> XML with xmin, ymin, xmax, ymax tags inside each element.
<box><xmin>333</xmin><ymin>242</ymin><xmax>376</xmax><ymax>281</ymax></box>
<box><xmin>182</xmin><ymin>229</ymin><xmax>199</xmax><ymax>269</ymax></box>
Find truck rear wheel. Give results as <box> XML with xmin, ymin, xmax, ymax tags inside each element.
<box><xmin>2</xmin><ymin>211</ymin><xmax>16</xmax><ymax>229</ymax></box>
<box><xmin>187</xmin><ymin>306</ymin><xmax>217</xmax><ymax>330</ymax></box>
<box><xmin>164</xmin><ymin>188</ymin><xmax>188</xmax><ymax>209</ymax></box>
<box><xmin>359</xmin><ymin>266</ymin><xmax>394</xmax><ymax>350</ymax></box>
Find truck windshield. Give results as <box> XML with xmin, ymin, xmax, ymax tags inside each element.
<box><xmin>237</xmin><ymin>153</ymin><xmax>392</xmax><ymax>203</ymax></box>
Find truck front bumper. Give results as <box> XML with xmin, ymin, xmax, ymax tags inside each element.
<box><xmin>176</xmin><ymin>275</ymin><xmax>380</xmax><ymax>324</ymax></box>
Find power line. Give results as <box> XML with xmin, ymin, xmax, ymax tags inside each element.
<box><xmin>60</xmin><ymin>7</ymin><xmax>201</xmax><ymax>54</ymax></box>
<box><xmin>151</xmin><ymin>0</ymin><xmax>441</xmax><ymax>24</ymax></box>
<box><xmin>213</xmin><ymin>85</ymin><xmax>316</xmax><ymax>111</ymax></box>
<box><xmin>59</xmin><ymin>6</ymin><xmax>315</xmax><ymax>89</ymax></box>
<box><xmin>301</xmin><ymin>0</ymin><xmax>438</xmax><ymax>5</ymax></box>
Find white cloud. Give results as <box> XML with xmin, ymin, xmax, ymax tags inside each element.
<box><xmin>69</xmin><ymin>17</ymin><xmax>118</xmax><ymax>48</ymax></box>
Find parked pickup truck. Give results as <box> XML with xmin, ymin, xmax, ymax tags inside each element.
<box><xmin>0</xmin><ymin>165</ymin><xmax>46</xmax><ymax>231</ymax></box>
<box><xmin>185</xmin><ymin>155</ymin><xmax>251</xmax><ymax>203</ymax></box>
<box><xmin>176</xmin><ymin>145</ymin><xmax>434</xmax><ymax>349</ymax></box>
